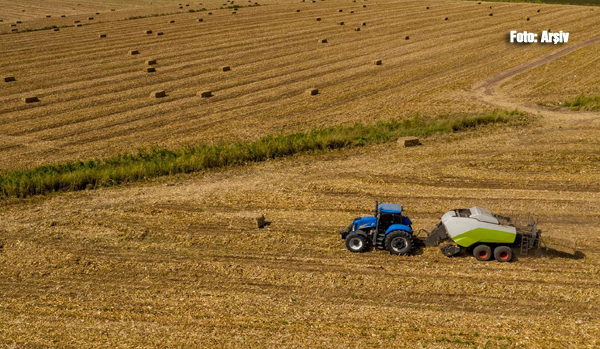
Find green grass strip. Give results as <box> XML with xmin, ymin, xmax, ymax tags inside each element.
<box><xmin>0</xmin><ymin>110</ymin><xmax>528</xmax><ymax>199</ymax></box>
<box><xmin>562</xmin><ymin>95</ymin><xmax>600</xmax><ymax>111</ymax></box>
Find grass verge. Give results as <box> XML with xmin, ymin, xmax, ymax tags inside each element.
<box><xmin>0</xmin><ymin>110</ymin><xmax>528</xmax><ymax>199</ymax></box>
<box><xmin>562</xmin><ymin>95</ymin><xmax>600</xmax><ymax>111</ymax></box>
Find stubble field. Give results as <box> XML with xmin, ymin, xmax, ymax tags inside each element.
<box><xmin>0</xmin><ymin>0</ymin><xmax>599</xmax><ymax>347</ymax></box>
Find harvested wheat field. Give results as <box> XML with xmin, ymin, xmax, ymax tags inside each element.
<box><xmin>1</xmin><ymin>0</ymin><xmax>600</xmax><ymax>347</ymax></box>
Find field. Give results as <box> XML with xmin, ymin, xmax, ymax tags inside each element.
<box><xmin>1</xmin><ymin>0</ymin><xmax>599</xmax><ymax>347</ymax></box>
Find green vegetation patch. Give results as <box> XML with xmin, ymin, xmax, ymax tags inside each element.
<box><xmin>0</xmin><ymin>110</ymin><xmax>528</xmax><ymax>199</ymax></box>
<box><xmin>562</xmin><ymin>95</ymin><xmax>600</xmax><ymax>111</ymax></box>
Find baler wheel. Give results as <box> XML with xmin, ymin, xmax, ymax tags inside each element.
<box><xmin>494</xmin><ymin>246</ymin><xmax>513</xmax><ymax>262</ymax></box>
<box><xmin>473</xmin><ymin>244</ymin><xmax>492</xmax><ymax>261</ymax></box>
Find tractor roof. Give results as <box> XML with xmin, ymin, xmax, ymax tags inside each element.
<box><xmin>379</xmin><ymin>203</ymin><xmax>402</xmax><ymax>214</ymax></box>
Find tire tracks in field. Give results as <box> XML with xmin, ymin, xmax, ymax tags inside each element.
<box><xmin>472</xmin><ymin>35</ymin><xmax>600</xmax><ymax>120</ymax></box>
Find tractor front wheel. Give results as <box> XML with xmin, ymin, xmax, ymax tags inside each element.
<box><xmin>473</xmin><ymin>244</ymin><xmax>492</xmax><ymax>261</ymax></box>
<box><xmin>494</xmin><ymin>246</ymin><xmax>513</xmax><ymax>262</ymax></box>
<box><xmin>385</xmin><ymin>230</ymin><xmax>413</xmax><ymax>256</ymax></box>
<box><xmin>345</xmin><ymin>233</ymin><xmax>368</xmax><ymax>253</ymax></box>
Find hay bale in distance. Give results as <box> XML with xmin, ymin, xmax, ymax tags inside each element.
<box><xmin>307</xmin><ymin>88</ymin><xmax>319</xmax><ymax>96</ymax></box>
<box><xmin>170</xmin><ymin>20</ymin><xmax>175</xmax><ymax>23</ymax></box>
<box><xmin>355</xmin><ymin>27</ymin><xmax>360</xmax><ymax>31</ymax></box>
<box><xmin>296</xmin><ymin>9</ymin><xmax>300</xmax><ymax>12</ymax></box>
<box><xmin>489</xmin><ymin>13</ymin><xmax>493</xmax><ymax>16</ymax></box>
<box><xmin>151</xmin><ymin>90</ymin><xmax>166</xmax><ymax>98</ymax></box>
<box><xmin>338</xmin><ymin>21</ymin><xmax>344</xmax><ymax>25</ymax></box>
<box><xmin>76</xmin><ymin>24</ymin><xmax>82</xmax><ymax>27</ymax></box>
<box><xmin>53</xmin><ymin>28</ymin><xmax>60</xmax><ymax>32</ymax></box>
<box><xmin>338</xmin><ymin>9</ymin><xmax>343</xmax><ymax>12</ymax></box>
<box><xmin>4</xmin><ymin>76</ymin><xmax>16</xmax><ymax>82</ymax></box>
<box><xmin>361</xmin><ymin>22</ymin><xmax>367</xmax><ymax>26</ymax></box>
<box><xmin>11</xmin><ymin>29</ymin><xmax>18</xmax><ymax>32</ymax></box>
<box><xmin>129</xmin><ymin>50</ymin><xmax>140</xmax><ymax>55</ymax></box>
<box><xmin>208</xmin><ymin>12</ymin><xmax>212</xmax><ymax>15</ymax></box>
<box><xmin>374</xmin><ymin>59</ymin><xmax>382</xmax><ymax>65</ymax></box>
<box><xmin>426</xmin><ymin>6</ymin><xmax>430</xmax><ymax>9</ymax></box>
<box><xmin>405</xmin><ymin>35</ymin><xmax>410</xmax><ymax>40</ymax></box>
<box><xmin>156</xmin><ymin>32</ymin><xmax>164</xmax><ymax>36</ymax></box>
<box><xmin>46</xmin><ymin>15</ymin><xmax>51</xmax><ymax>18</ymax></box>
<box><xmin>199</xmin><ymin>90</ymin><xmax>213</xmax><ymax>98</ymax></box>
<box><xmin>350</xmin><ymin>11</ymin><xmax>354</xmax><ymax>13</ymax></box>
<box><xmin>145</xmin><ymin>30</ymin><xmax>152</xmax><ymax>34</ymax></box>
<box><xmin>527</xmin><ymin>17</ymin><xmax>530</xmax><ymax>21</ymax></box>
<box><xmin>88</xmin><ymin>17</ymin><xmax>94</xmax><ymax>20</ymax></box>
<box><xmin>537</xmin><ymin>9</ymin><xmax>541</xmax><ymax>12</ymax></box>
<box><xmin>399</xmin><ymin>137</ymin><xmax>420</xmax><ymax>147</ymax></box>
<box><xmin>445</xmin><ymin>17</ymin><xmax>449</xmax><ymax>21</ymax></box>
<box><xmin>16</xmin><ymin>21</ymin><xmax>22</xmax><ymax>24</ymax></box>
<box><xmin>222</xmin><ymin>66</ymin><xmax>231</xmax><ymax>72</ymax></box>
<box><xmin>24</xmin><ymin>96</ymin><xmax>39</xmax><ymax>103</ymax></box>
<box><xmin>363</xmin><ymin>4</ymin><xmax>366</xmax><ymax>7</ymax></box>
<box><xmin>74</xmin><ymin>20</ymin><xmax>80</xmax><ymax>23</ymax></box>
<box><xmin>319</xmin><ymin>38</ymin><xmax>328</xmax><ymax>43</ymax></box>
<box><xmin>99</xmin><ymin>33</ymin><xmax>107</xmax><ymax>38</ymax></box>
<box><xmin>198</xmin><ymin>18</ymin><xmax>203</xmax><ymax>22</ymax></box>
<box><xmin>316</xmin><ymin>17</ymin><xmax>321</xmax><ymax>21</ymax></box>
<box><xmin>146</xmin><ymin>67</ymin><xmax>156</xmax><ymax>73</ymax></box>
<box><xmin>146</xmin><ymin>59</ymin><xmax>157</xmax><ymax>65</ymax></box>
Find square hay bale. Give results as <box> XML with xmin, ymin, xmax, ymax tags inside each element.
<box><xmin>445</xmin><ymin>17</ymin><xmax>449</xmax><ymax>21</ymax></box>
<box><xmin>170</xmin><ymin>20</ymin><xmax>175</xmax><ymax>23</ymax></box>
<box><xmin>111</xmin><ymin>9</ymin><xmax>116</xmax><ymax>11</ymax></box>
<box><xmin>208</xmin><ymin>12</ymin><xmax>212</xmax><ymax>15</ymax></box>
<box><xmin>426</xmin><ymin>6</ymin><xmax>429</xmax><ymax>9</ymax></box>
<box><xmin>355</xmin><ymin>27</ymin><xmax>360</xmax><ymax>31</ymax></box>
<box><xmin>145</xmin><ymin>30</ymin><xmax>152</xmax><ymax>34</ymax></box>
<box><xmin>319</xmin><ymin>38</ymin><xmax>328</xmax><ymax>43</ymax></box>
<box><xmin>489</xmin><ymin>13</ymin><xmax>493</xmax><ymax>16</ymax></box>
<box><xmin>96</xmin><ymin>12</ymin><xmax>100</xmax><ymax>15</ymax></box>
<box><xmin>179</xmin><ymin>6</ymin><xmax>183</xmax><ymax>9</ymax></box>
<box><xmin>526</xmin><ymin>17</ymin><xmax>530</xmax><ymax>21</ymax></box>
<box><xmin>361</xmin><ymin>22</ymin><xmax>367</xmax><ymax>26</ymax></box>
<box><xmin>338</xmin><ymin>21</ymin><xmax>344</xmax><ymax>25</ymax></box>
<box><xmin>374</xmin><ymin>59</ymin><xmax>382</xmax><ymax>65</ymax></box>
<box><xmin>46</xmin><ymin>15</ymin><xmax>51</xmax><ymax>18</ymax></box>
<box><xmin>307</xmin><ymin>88</ymin><xmax>319</xmax><ymax>96</ymax></box>
<box><xmin>146</xmin><ymin>59</ymin><xmax>157</xmax><ymax>65</ymax></box>
<box><xmin>156</xmin><ymin>32</ymin><xmax>164</xmax><ymax>36</ymax></box>
<box><xmin>296</xmin><ymin>9</ymin><xmax>300</xmax><ymax>12</ymax></box>
<box><xmin>16</xmin><ymin>21</ymin><xmax>22</xmax><ymax>24</ymax></box>
<box><xmin>338</xmin><ymin>9</ymin><xmax>343</xmax><ymax>12</ymax></box>
<box><xmin>398</xmin><ymin>137</ymin><xmax>420</xmax><ymax>147</ymax></box>
<box><xmin>76</xmin><ymin>24</ymin><xmax>82</xmax><ymax>27</ymax></box>
<box><xmin>405</xmin><ymin>35</ymin><xmax>409</xmax><ymax>40</ymax></box>
<box><xmin>11</xmin><ymin>29</ymin><xmax>18</xmax><ymax>32</ymax></box>
<box><xmin>198</xmin><ymin>90</ymin><xmax>213</xmax><ymax>98</ymax></box>
<box><xmin>537</xmin><ymin>9</ymin><xmax>541</xmax><ymax>12</ymax></box>
<box><xmin>151</xmin><ymin>90</ymin><xmax>166</xmax><ymax>98</ymax></box>
<box><xmin>350</xmin><ymin>11</ymin><xmax>354</xmax><ymax>14</ymax></box>
<box><xmin>74</xmin><ymin>20</ymin><xmax>80</xmax><ymax>23</ymax></box>
<box><xmin>0</xmin><ymin>20</ymin><xmax>3</xmax><ymax>23</ymax></box>
<box><xmin>232</xmin><ymin>11</ymin><xmax>237</xmax><ymax>14</ymax></box>
<box><xmin>316</xmin><ymin>17</ymin><xmax>321</xmax><ymax>21</ymax></box>
<box><xmin>129</xmin><ymin>50</ymin><xmax>140</xmax><ymax>55</ymax></box>
<box><xmin>4</xmin><ymin>76</ymin><xmax>16</xmax><ymax>82</ymax></box>
<box><xmin>221</xmin><ymin>66</ymin><xmax>231</xmax><ymax>72</ymax></box>
<box><xmin>88</xmin><ymin>17</ymin><xmax>94</xmax><ymax>20</ymax></box>
<box><xmin>10</xmin><ymin>24</ymin><xmax>16</xmax><ymax>27</ymax></box>
<box><xmin>362</xmin><ymin>4</ymin><xmax>366</xmax><ymax>7</ymax></box>
<box><xmin>198</xmin><ymin>18</ymin><xmax>203</xmax><ymax>22</ymax></box>
<box><xmin>146</xmin><ymin>67</ymin><xmax>156</xmax><ymax>73</ymax></box>
<box><xmin>23</xmin><ymin>96</ymin><xmax>39</xmax><ymax>103</ymax></box>
<box><xmin>53</xmin><ymin>28</ymin><xmax>60</xmax><ymax>32</ymax></box>
<box><xmin>99</xmin><ymin>33</ymin><xmax>107</xmax><ymax>38</ymax></box>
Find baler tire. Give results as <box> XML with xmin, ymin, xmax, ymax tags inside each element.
<box><xmin>345</xmin><ymin>233</ymin><xmax>368</xmax><ymax>253</ymax></box>
<box><xmin>494</xmin><ymin>246</ymin><xmax>513</xmax><ymax>262</ymax></box>
<box><xmin>385</xmin><ymin>230</ymin><xmax>413</xmax><ymax>256</ymax></box>
<box><xmin>473</xmin><ymin>244</ymin><xmax>492</xmax><ymax>261</ymax></box>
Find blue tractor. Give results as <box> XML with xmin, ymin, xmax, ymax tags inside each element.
<box><xmin>340</xmin><ymin>202</ymin><xmax>414</xmax><ymax>255</ymax></box>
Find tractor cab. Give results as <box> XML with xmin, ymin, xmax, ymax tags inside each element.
<box><xmin>340</xmin><ymin>202</ymin><xmax>414</xmax><ymax>255</ymax></box>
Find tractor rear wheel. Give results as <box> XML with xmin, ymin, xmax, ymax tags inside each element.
<box><xmin>345</xmin><ymin>233</ymin><xmax>368</xmax><ymax>253</ymax></box>
<box><xmin>473</xmin><ymin>244</ymin><xmax>492</xmax><ymax>261</ymax></box>
<box><xmin>385</xmin><ymin>230</ymin><xmax>413</xmax><ymax>256</ymax></box>
<box><xmin>494</xmin><ymin>246</ymin><xmax>513</xmax><ymax>262</ymax></box>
